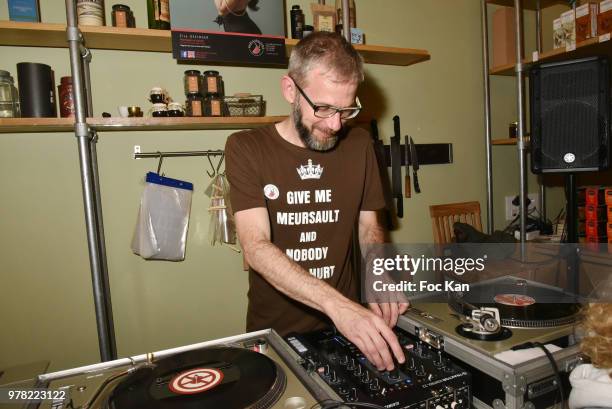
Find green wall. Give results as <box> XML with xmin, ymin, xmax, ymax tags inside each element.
<box><xmin>0</xmin><ymin>0</ymin><xmax>564</xmax><ymax>372</ymax></box>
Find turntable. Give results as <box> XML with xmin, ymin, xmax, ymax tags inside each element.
<box><xmin>398</xmin><ymin>276</ymin><xmax>584</xmax><ymax>409</ymax></box>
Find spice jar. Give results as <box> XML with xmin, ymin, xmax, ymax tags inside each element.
<box><xmin>203</xmin><ymin>70</ymin><xmax>223</xmax><ymax>96</ymax></box>
<box><xmin>77</xmin><ymin>0</ymin><xmax>105</xmax><ymax>26</ymax></box>
<box><xmin>205</xmin><ymin>94</ymin><xmax>224</xmax><ymax>117</ymax></box>
<box><xmin>149</xmin><ymin>87</ymin><xmax>167</xmax><ymax>104</ymax></box>
<box><xmin>58</xmin><ymin>76</ymin><xmax>75</xmax><ymax>118</ymax></box>
<box><xmin>112</xmin><ymin>4</ymin><xmax>135</xmax><ymax>28</ymax></box>
<box><xmin>183</xmin><ymin>70</ymin><xmax>202</xmax><ymax>96</ymax></box>
<box><xmin>186</xmin><ymin>94</ymin><xmax>203</xmax><ymax>117</ymax></box>
<box><xmin>151</xmin><ymin>103</ymin><xmax>168</xmax><ymax>117</ymax></box>
<box><xmin>167</xmin><ymin>102</ymin><xmax>184</xmax><ymax>117</ymax></box>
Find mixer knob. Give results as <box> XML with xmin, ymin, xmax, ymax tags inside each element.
<box><xmin>434</xmin><ymin>351</ymin><xmax>444</xmax><ymax>367</ymax></box>
<box><xmin>361</xmin><ymin>371</ymin><xmax>371</xmax><ymax>384</ymax></box>
<box><xmin>415</xmin><ymin>365</ymin><xmax>426</xmax><ymax>377</ymax></box>
<box><xmin>349</xmin><ymin>388</ymin><xmax>358</xmax><ymax>402</ymax></box>
<box><xmin>339</xmin><ymin>355</ymin><xmax>348</xmax><ymax>365</ymax></box>
<box><xmin>324</xmin><ymin>364</ymin><xmax>330</xmax><ymax>376</ymax></box>
<box><xmin>330</xmin><ymin>370</ymin><xmax>338</xmax><ymax>384</ymax></box>
<box><xmin>347</xmin><ymin>358</ymin><xmax>356</xmax><ymax>371</ymax></box>
<box><xmin>353</xmin><ymin>365</ymin><xmax>362</xmax><ymax>376</ymax></box>
<box><xmin>389</xmin><ymin>367</ymin><xmax>400</xmax><ymax>380</ymax></box>
<box><xmin>407</xmin><ymin>358</ymin><xmax>416</xmax><ymax>371</ymax></box>
<box><xmin>370</xmin><ymin>378</ymin><xmax>380</xmax><ymax>391</ymax></box>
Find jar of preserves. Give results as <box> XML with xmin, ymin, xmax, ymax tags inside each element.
<box><xmin>151</xmin><ymin>103</ymin><xmax>168</xmax><ymax>117</ymax></box>
<box><xmin>203</xmin><ymin>70</ymin><xmax>223</xmax><ymax>96</ymax></box>
<box><xmin>112</xmin><ymin>4</ymin><xmax>135</xmax><ymax>28</ymax></box>
<box><xmin>149</xmin><ymin>87</ymin><xmax>167</xmax><ymax>104</ymax></box>
<box><xmin>167</xmin><ymin>102</ymin><xmax>184</xmax><ymax>117</ymax></box>
<box><xmin>205</xmin><ymin>94</ymin><xmax>224</xmax><ymax>117</ymax></box>
<box><xmin>186</xmin><ymin>94</ymin><xmax>203</xmax><ymax>117</ymax></box>
<box><xmin>58</xmin><ymin>76</ymin><xmax>75</xmax><ymax>118</ymax></box>
<box><xmin>183</xmin><ymin>70</ymin><xmax>202</xmax><ymax>96</ymax></box>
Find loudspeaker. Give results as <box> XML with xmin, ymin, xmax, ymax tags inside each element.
<box><xmin>530</xmin><ymin>56</ymin><xmax>610</xmax><ymax>173</ymax></box>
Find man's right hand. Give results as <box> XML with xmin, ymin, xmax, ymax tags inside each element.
<box><xmin>324</xmin><ymin>298</ymin><xmax>405</xmax><ymax>371</ymax></box>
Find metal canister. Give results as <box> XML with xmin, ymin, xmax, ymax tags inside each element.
<box><xmin>0</xmin><ymin>70</ymin><xmax>20</xmax><ymax>118</ymax></box>
<box><xmin>58</xmin><ymin>76</ymin><xmax>75</xmax><ymax>118</ymax></box>
<box><xmin>77</xmin><ymin>0</ymin><xmax>105</xmax><ymax>26</ymax></box>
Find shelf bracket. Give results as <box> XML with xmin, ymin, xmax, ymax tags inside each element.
<box><xmin>134</xmin><ymin>145</ymin><xmax>141</xmax><ymax>159</ymax></box>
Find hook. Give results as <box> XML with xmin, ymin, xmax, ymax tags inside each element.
<box><xmin>206</xmin><ymin>155</ymin><xmax>216</xmax><ymax>178</ymax></box>
<box><xmin>216</xmin><ymin>153</ymin><xmax>225</xmax><ymax>176</ymax></box>
<box><xmin>156</xmin><ymin>152</ymin><xmax>164</xmax><ymax>175</ymax></box>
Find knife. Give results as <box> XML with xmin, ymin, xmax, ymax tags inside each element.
<box><xmin>404</xmin><ymin>135</ymin><xmax>411</xmax><ymax>198</ymax></box>
<box><xmin>410</xmin><ymin>136</ymin><xmax>421</xmax><ymax>193</ymax></box>
<box><xmin>391</xmin><ymin>116</ymin><xmax>403</xmax><ymax>218</ymax></box>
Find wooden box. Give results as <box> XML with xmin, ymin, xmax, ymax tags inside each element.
<box><xmin>492</xmin><ymin>7</ymin><xmax>516</xmax><ymax>67</ymax></box>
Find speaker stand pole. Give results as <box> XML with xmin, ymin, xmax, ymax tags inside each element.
<box><xmin>566</xmin><ymin>173</ymin><xmax>579</xmax><ymax>298</ymax></box>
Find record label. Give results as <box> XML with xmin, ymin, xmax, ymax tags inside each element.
<box><xmin>168</xmin><ymin>368</ymin><xmax>224</xmax><ymax>395</ymax></box>
<box><xmin>494</xmin><ymin>293</ymin><xmax>536</xmax><ymax>306</ymax></box>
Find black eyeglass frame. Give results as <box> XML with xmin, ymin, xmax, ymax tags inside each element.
<box><xmin>290</xmin><ymin>77</ymin><xmax>362</xmax><ymax>120</ymax></box>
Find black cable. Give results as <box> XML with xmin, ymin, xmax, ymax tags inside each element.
<box><xmin>533</xmin><ymin>342</ymin><xmax>566</xmax><ymax>409</ymax></box>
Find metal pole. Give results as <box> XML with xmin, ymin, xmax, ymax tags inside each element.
<box><xmin>514</xmin><ymin>0</ymin><xmax>528</xmax><ymax>248</ymax></box>
<box><xmin>481</xmin><ymin>0</ymin><xmax>494</xmax><ymax>234</ymax></box>
<box><xmin>65</xmin><ymin>0</ymin><xmax>115</xmax><ymax>362</ymax></box>
<box><xmin>342</xmin><ymin>0</ymin><xmax>350</xmax><ymax>42</ymax></box>
<box><xmin>82</xmin><ymin>48</ymin><xmax>117</xmax><ymax>359</ymax></box>
<box><xmin>535</xmin><ymin>0</ymin><xmax>547</xmax><ymax>223</ymax></box>
<box><xmin>134</xmin><ymin>150</ymin><xmax>224</xmax><ymax>159</ymax></box>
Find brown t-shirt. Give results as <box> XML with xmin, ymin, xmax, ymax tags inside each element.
<box><xmin>225</xmin><ymin>124</ymin><xmax>385</xmax><ymax>336</ymax></box>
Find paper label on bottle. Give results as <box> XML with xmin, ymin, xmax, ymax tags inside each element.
<box><xmin>116</xmin><ymin>11</ymin><xmax>127</xmax><ymax>27</ymax></box>
<box><xmin>211</xmin><ymin>100</ymin><xmax>221</xmax><ymax>116</ymax></box>
<box><xmin>207</xmin><ymin>77</ymin><xmax>218</xmax><ymax>94</ymax></box>
<box><xmin>191</xmin><ymin>100</ymin><xmax>202</xmax><ymax>117</ymax></box>
<box><xmin>160</xmin><ymin>0</ymin><xmax>170</xmax><ymax>23</ymax></box>
<box><xmin>600</xmin><ymin>33</ymin><xmax>611</xmax><ymax>42</ymax></box>
<box><xmin>188</xmin><ymin>76</ymin><xmax>199</xmax><ymax>93</ymax></box>
<box><xmin>532</xmin><ymin>51</ymin><xmax>539</xmax><ymax>62</ymax></box>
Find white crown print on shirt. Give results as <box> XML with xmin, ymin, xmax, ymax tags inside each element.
<box><xmin>297</xmin><ymin>159</ymin><xmax>324</xmax><ymax>180</ymax></box>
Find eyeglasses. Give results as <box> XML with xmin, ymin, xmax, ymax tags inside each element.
<box><xmin>291</xmin><ymin>77</ymin><xmax>362</xmax><ymax>120</ymax></box>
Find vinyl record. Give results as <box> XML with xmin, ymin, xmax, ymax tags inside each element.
<box><xmin>108</xmin><ymin>347</ymin><xmax>286</xmax><ymax>409</ymax></box>
<box><xmin>449</xmin><ymin>277</ymin><xmax>581</xmax><ymax>328</ymax></box>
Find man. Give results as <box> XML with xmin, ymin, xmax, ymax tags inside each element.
<box><xmin>225</xmin><ymin>32</ymin><xmax>407</xmax><ymax>371</ymax></box>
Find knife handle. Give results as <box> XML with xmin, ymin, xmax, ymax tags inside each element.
<box><xmin>405</xmin><ymin>174</ymin><xmax>411</xmax><ymax>198</ymax></box>
<box><xmin>413</xmin><ymin>172</ymin><xmax>421</xmax><ymax>194</ymax></box>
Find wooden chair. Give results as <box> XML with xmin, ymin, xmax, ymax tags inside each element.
<box><xmin>429</xmin><ymin>201</ymin><xmax>483</xmax><ymax>244</ymax></box>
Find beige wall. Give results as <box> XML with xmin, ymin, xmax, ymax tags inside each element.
<box><xmin>0</xmin><ymin>0</ymin><xmax>564</xmax><ymax>372</ymax></box>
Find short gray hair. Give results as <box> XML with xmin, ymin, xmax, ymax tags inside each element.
<box><xmin>288</xmin><ymin>32</ymin><xmax>364</xmax><ymax>86</ymax></box>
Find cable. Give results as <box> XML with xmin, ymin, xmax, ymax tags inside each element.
<box><xmin>533</xmin><ymin>342</ymin><xmax>566</xmax><ymax>409</ymax></box>
<box><xmin>311</xmin><ymin>399</ymin><xmax>387</xmax><ymax>409</ymax></box>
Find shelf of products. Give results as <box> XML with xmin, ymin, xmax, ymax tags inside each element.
<box><xmin>0</xmin><ymin>21</ymin><xmax>430</xmax><ymax>67</ymax></box>
<box><xmin>0</xmin><ymin>116</ymin><xmax>288</xmax><ymax>133</ymax></box>
<box><xmin>486</xmin><ymin>0</ymin><xmax>566</xmax><ymax>10</ymax></box>
<box><xmin>491</xmin><ymin>37</ymin><xmax>611</xmax><ymax>76</ymax></box>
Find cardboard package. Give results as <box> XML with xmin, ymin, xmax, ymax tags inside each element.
<box><xmin>553</xmin><ymin>17</ymin><xmax>565</xmax><ymax>48</ymax></box>
<box><xmin>576</xmin><ymin>2</ymin><xmax>599</xmax><ymax>42</ymax></box>
<box><xmin>561</xmin><ymin>9</ymin><xmax>576</xmax><ymax>47</ymax></box>
<box><xmin>492</xmin><ymin>7</ymin><xmax>516</xmax><ymax>67</ymax></box>
<box><xmin>599</xmin><ymin>0</ymin><xmax>612</xmax><ymax>36</ymax></box>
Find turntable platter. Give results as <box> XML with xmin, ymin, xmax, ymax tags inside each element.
<box><xmin>449</xmin><ymin>277</ymin><xmax>581</xmax><ymax>328</ymax></box>
<box><xmin>108</xmin><ymin>347</ymin><xmax>286</xmax><ymax>409</ymax></box>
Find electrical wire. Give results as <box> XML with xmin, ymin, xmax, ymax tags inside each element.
<box><xmin>311</xmin><ymin>399</ymin><xmax>386</xmax><ymax>409</ymax></box>
<box><xmin>533</xmin><ymin>342</ymin><xmax>566</xmax><ymax>409</ymax></box>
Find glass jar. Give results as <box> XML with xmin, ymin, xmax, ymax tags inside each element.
<box><xmin>151</xmin><ymin>103</ymin><xmax>168</xmax><ymax>117</ymax></box>
<box><xmin>167</xmin><ymin>102</ymin><xmax>184</xmax><ymax>117</ymax></box>
<box><xmin>112</xmin><ymin>4</ymin><xmax>135</xmax><ymax>28</ymax></box>
<box><xmin>149</xmin><ymin>87</ymin><xmax>167</xmax><ymax>104</ymax></box>
<box><xmin>183</xmin><ymin>70</ymin><xmax>202</xmax><ymax>96</ymax></box>
<box><xmin>0</xmin><ymin>70</ymin><xmax>20</xmax><ymax>118</ymax></box>
<box><xmin>147</xmin><ymin>0</ymin><xmax>170</xmax><ymax>30</ymax></box>
<box><xmin>186</xmin><ymin>94</ymin><xmax>203</xmax><ymax>117</ymax></box>
<box><xmin>203</xmin><ymin>70</ymin><xmax>223</xmax><ymax>96</ymax></box>
<box><xmin>58</xmin><ymin>76</ymin><xmax>75</xmax><ymax>118</ymax></box>
<box><xmin>77</xmin><ymin>0</ymin><xmax>105</xmax><ymax>26</ymax></box>
<box><xmin>205</xmin><ymin>94</ymin><xmax>224</xmax><ymax>117</ymax></box>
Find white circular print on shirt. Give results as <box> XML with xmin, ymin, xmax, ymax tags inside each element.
<box><xmin>264</xmin><ymin>184</ymin><xmax>280</xmax><ymax>200</ymax></box>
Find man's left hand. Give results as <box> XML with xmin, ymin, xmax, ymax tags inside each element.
<box><xmin>368</xmin><ymin>302</ymin><xmax>409</xmax><ymax>328</ymax></box>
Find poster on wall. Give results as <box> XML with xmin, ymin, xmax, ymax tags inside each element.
<box><xmin>171</xmin><ymin>0</ymin><xmax>286</xmax><ymax>65</ymax></box>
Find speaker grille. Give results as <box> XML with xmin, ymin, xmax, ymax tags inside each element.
<box><xmin>530</xmin><ymin>57</ymin><xmax>610</xmax><ymax>173</ymax></box>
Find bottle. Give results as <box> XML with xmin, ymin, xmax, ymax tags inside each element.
<box><xmin>290</xmin><ymin>5</ymin><xmax>305</xmax><ymax>39</ymax></box>
<box><xmin>58</xmin><ymin>76</ymin><xmax>75</xmax><ymax>118</ymax></box>
<box><xmin>335</xmin><ymin>0</ymin><xmax>356</xmax><ymax>28</ymax></box>
<box><xmin>0</xmin><ymin>70</ymin><xmax>20</xmax><ymax>118</ymax></box>
<box><xmin>147</xmin><ymin>0</ymin><xmax>170</xmax><ymax>30</ymax></box>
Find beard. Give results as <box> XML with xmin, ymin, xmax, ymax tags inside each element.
<box><xmin>292</xmin><ymin>99</ymin><xmax>339</xmax><ymax>152</ymax></box>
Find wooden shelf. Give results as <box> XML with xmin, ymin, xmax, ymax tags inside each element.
<box><xmin>0</xmin><ymin>116</ymin><xmax>287</xmax><ymax>133</ymax></box>
<box><xmin>0</xmin><ymin>21</ymin><xmax>430</xmax><ymax>67</ymax></box>
<box><xmin>490</xmin><ymin>36</ymin><xmax>612</xmax><ymax>76</ymax></box>
<box><xmin>486</xmin><ymin>0</ymin><xmax>567</xmax><ymax>10</ymax></box>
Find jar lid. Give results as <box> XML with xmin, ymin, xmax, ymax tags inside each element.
<box><xmin>184</xmin><ymin>70</ymin><xmax>201</xmax><ymax>75</ymax></box>
<box><xmin>168</xmin><ymin>102</ymin><xmax>184</xmax><ymax>110</ymax></box>
<box><xmin>186</xmin><ymin>92</ymin><xmax>203</xmax><ymax>99</ymax></box>
<box><xmin>203</xmin><ymin>70</ymin><xmax>220</xmax><ymax>76</ymax></box>
<box><xmin>152</xmin><ymin>103</ymin><xmax>167</xmax><ymax>110</ymax></box>
<box><xmin>112</xmin><ymin>4</ymin><xmax>130</xmax><ymax>10</ymax></box>
<box><xmin>150</xmin><ymin>87</ymin><xmax>165</xmax><ymax>95</ymax></box>
<box><xmin>0</xmin><ymin>70</ymin><xmax>13</xmax><ymax>79</ymax></box>
<box><xmin>60</xmin><ymin>76</ymin><xmax>73</xmax><ymax>84</ymax></box>
<box><xmin>292</xmin><ymin>5</ymin><xmax>301</xmax><ymax>9</ymax></box>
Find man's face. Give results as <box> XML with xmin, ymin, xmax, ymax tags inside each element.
<box><xmin>291</xmin><ymin>68</ymin><xmax>358</xmax><ymax>151</ymax></box>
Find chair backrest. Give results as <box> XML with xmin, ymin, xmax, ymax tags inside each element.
<box><xmin>429</xmin><ymin>201</ymin><xmax>483</xmax><ymax>244</ymax></box>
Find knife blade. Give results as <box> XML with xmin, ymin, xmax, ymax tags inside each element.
<box><xmin>404</xmin><ymin>135</ymin><xmax>411</xmax><ymax>198</ymax></box>
<box><xmin>391</xmin><ymin>116</ymin><xmax>403</xmax><ymax>218</ymax></box>
<box><xmin>409</xmin><ymin>136</ymin><xmax>421</xmax><ymax>193</ymax></box>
